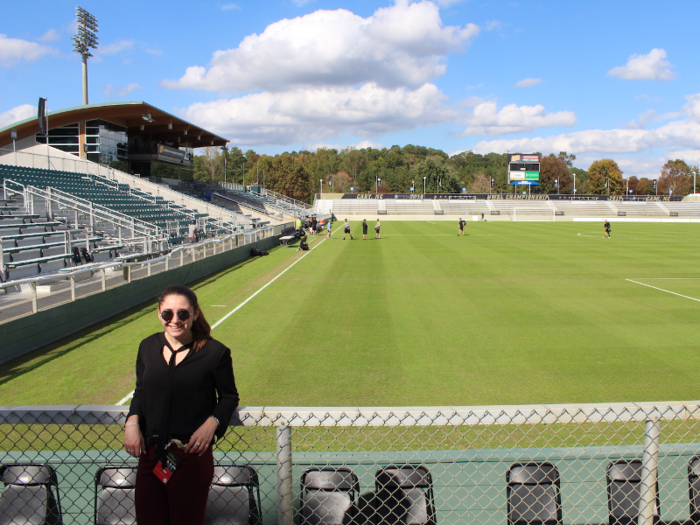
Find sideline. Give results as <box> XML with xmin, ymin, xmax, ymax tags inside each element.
<box><xmin>625</xmin><ymin>279</ymin><xmax>700</xmax><ymax>303</ymax></box>
<box><xmin>116</xmin><ymin>232</ymin><xmax>330</xmax><ymax>405</ymax></box>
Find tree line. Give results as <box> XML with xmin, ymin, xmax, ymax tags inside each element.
<box><xmin>193</xmin><ymin>146</ymin><xmax>699</xmax><ymax>203</ymax></box>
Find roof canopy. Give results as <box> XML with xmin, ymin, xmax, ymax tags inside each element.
<box><xmin>0</xmin><ymin>101</ymin><xmax>228</xmax><ymax>149</ymax></box>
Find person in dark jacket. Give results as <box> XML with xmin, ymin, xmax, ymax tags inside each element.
<box><xmin>124</xmin><ymin>285</ymin><xmax>239</xmax><ymax>525</ymax></box>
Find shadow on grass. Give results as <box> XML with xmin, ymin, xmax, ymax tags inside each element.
<box><xmin>0</xmin><ymin>250</ymin><xmax>286</xmax><ymax>387</ymax></box>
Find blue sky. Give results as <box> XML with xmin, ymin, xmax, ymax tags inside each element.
<box><xmin>2</xmin><ymin>0</ymin><xmax>700</xmax><ymax>178</ymax></box>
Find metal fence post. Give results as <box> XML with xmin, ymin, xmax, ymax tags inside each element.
<box><xmin>30</xmin><ymin>282</ymin><xmax>38</xmax><ymax>313</ymax></box>
<box><xmin>101</xmin><ymin>268</ymin><xmax>106</xmax><ymax>291</ymax></box>
<box><xmin>276</xmin><ymin>424</ymin><xmax>293</xmax><ymax>525</ymax></box>
<box><xmin>639</xmin><ymin>419</ymin><xmax>661</xmax><ymax>525</ymax></box>
<box><xmin>70</xmin><ymin>273</ymin><xmax>76</xmax><ymax>301</ymax></box>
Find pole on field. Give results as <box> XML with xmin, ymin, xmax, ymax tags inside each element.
<box><xmin>276</xmin><ymin>424</ymin><xmax>293</xmax><ymax>525</ymax></box>
<box><xmin>639</xmin><ymin>420</ymin><xmax>660</xmax><ymax>525</ymax></box>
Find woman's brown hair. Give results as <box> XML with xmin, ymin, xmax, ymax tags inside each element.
<box><xmin>158</xmin><ymin>285</ymin><xmax>212</xmax><ymax>352</ymax></box>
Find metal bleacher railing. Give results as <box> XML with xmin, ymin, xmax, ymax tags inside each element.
<box><xmin>0</xmin><ymin>223</ymin><xmax>290</xmax><ymax>324</ymax></box>
<box><xmin>0</xmin><ymin>147</ymin><xmax>258</xmax><ymax>231</ymax></box>
<box><xmin>1</xmin><ymin>401</ymin><xmax>699</xmax><ymax>525</ymax></box>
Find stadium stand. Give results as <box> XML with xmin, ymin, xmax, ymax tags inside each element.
<box><xmin>384</xmin><ymin>201</ymin><xmax>436</xmax><ymax>215</ymax></box>
<box><xmin>439</xmin><ymin>199</ymin><xmax>491</xmax><ymax>215</ymax></box>
<box><xmin>550</xmin><ymin>200</ymin><xmax>617</xmax><ymax>217</ymax></box>
<box><xmin>663</xmin><ymin>201</ymin><xmax>700</xmax><ymax>217</ymax></box>
<box><xmin>610</xmin><ymin>201</ymin><xmax>668</xmax><ymax>217</ymax></box>
<box><xmin>331</xmin><ymin>201</ymin><xmax>380</xmax><ymax>216</ymax></box>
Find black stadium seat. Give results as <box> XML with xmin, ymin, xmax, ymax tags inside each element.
<box><xmin>689</xmin><ymin>457</ymin><xmax>700</xmax><ymax>525</ymax></box>
<box><xmin>94</xmin><ymin>466</ymin><xmax>137</xmax><ymax>525</ymax></box>
<box><xmin>0</xmin><ymin>463</ymin><xmax>63</xmax><ymax>525</ymax></box>
<box><xmin>606</xmin><ymin>459</ymin><xmax>659</xmax><ymax>525</ymax></box>
<box><xmin>374</xmin><ymin>465</ymin><xmax>435</xmax><ymax>525</ymax></box>
<box><xmin>205</xmin><ymin>465</ymin><xmax>261</xmax><ymax>525</ymax></box>
<box><xmin>301</xmin><ymin>467</ymin><xmax>359</xmax><ymax>525</ymax></box>
<box><xmin>507</xmin><ymin>462</ymin><xmax>561</xmax><ymax>525</ymax></box>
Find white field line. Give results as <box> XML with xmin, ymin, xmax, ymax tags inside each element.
<box><xmin>626</xmin><ymin>279</ymin><xmax>700</xmax><ymax>303</ymax></box>
<box><xmin>426</xmin><ymin>221</ymin><xmax>436</xmax><ymax>224</ymax></box>
<box><xmin>116</xmin><ymin>234</ymin><xmax>328</xmax><ymax>405</ymax></box>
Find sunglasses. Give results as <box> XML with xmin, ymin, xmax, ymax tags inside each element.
<box><xmin>160</xmin><ymin>309</ymin><xmax>191</xmax><ymax>323</ymax></box>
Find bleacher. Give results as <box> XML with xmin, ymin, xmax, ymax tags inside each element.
<box><xmin>0</xmin><ymin>197</ymin><xmax>121</xmax><ymax>282</ymax></box>
<box><xmin>439</xmin><ymin>200</ymin><xmax>491</xmax><ymax>215</ymax></box>
<box><xmin>550</xmin><ymin>200</ymin><xmax>617</xmax><ymax>217</ymax></box>
<box><xmin>384</xmin><ymin>201</ymin><xmax>435</xmax><ymax>215</ymax></box>
<box><xmin>332</xmin><ymin>201</ymin><xmax>380</xmax><ymax>216</ymax></box>
<box><xmin>663</xmin><ymin>201</ymin><xmax>700</xmax><ymax>217</ymax></box>
<box><xmin>612</xmin><ymin>201</ymin><xmax>668</xmax><ymax>217</ymax></box>
<box><xmin>0</xmin><ymin>165</ymin><xmax>233</xmax><ymax>240</ymax></box>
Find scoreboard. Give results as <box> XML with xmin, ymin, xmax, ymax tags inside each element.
<box><xmin>508</xmin><ymin>154</ymin><xmax>540</xmax><ymax>186</ymax></box>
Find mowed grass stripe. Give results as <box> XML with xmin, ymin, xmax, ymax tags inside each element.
<box><xmin>0</xmin><ymin>221</ymin><xmax>699</xmax><ymax>407</ymax></box>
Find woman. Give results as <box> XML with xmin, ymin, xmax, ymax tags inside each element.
<box><xmin>124</xmin><ymin>285</ymin><xmax>239</xmax><ymax>525</ymax></box>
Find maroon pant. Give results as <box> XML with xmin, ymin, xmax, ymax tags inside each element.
<box><xmin>135</xmin><ymin>445</ymin><xmax>214</xmax><ymax>525</ymax></box>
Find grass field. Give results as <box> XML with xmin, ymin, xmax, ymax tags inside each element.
<box><xmin>1</xmin><ymin>220</ymin><xmax>699</xmax><ymax>408</ymax></box>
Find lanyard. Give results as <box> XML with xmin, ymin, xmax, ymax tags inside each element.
<box><xmin>157</xmin><ymin>335</ymin><xmax>193</xmax><ymax>459</ymax></box>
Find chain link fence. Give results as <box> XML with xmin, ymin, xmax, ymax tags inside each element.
<box><xmin>1</xmin><ymin>402</ymin><xmax>699</xmax><ymax>524</ymax></box>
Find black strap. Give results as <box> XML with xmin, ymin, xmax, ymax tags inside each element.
<box><xmin>156</xmin><ymin>335</ymin><xmax>193</xmax><ymax>459</ymax></box>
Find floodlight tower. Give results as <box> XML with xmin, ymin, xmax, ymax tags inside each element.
<box><xmin>72</xmin><ymin>6</ymin><xmax>99</xmax><ymax>105</ymax></box>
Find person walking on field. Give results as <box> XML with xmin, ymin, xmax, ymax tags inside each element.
<box><xmin>604</xmin><ymin>218</ymin><xmax>611</xmax><ymax>238</ymax></box>
<box><xmin>458</xmin><ymin>218</ymin><xmax>465</xmax><ymax>236</ymax></box>
<box><xmin>326</xmin><ymin>220</ymin><xmax>333</xmax><ymax>238</ymax></box>
<box><xmin>343</xmin><ymin>219</ymin><xmax>353</xmax><ymax>240</ymax></box>
<box><xmin>362</xmin><ymin>219</ymin><xmax>368</xmax><ymax>240</ymax></box>
<box><xmin>375</xmin><ymin>218</ymin><xmax>381</xmax><ymax>239</ymax></box>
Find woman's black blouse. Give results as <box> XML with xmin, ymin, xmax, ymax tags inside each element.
<box><xmin>127</xmin><ymin>333</ymin><xmax>239</xmax><ymax>441</ymax></box>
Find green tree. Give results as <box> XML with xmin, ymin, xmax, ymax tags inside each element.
<box><xmin>636</xmin><ymin>178</ymin><xmax>655</xmax><ymax>195</ymax></box>
<box><xmin>416</xmin><ymin>156</ymin><xmax>460</xmax><ymax>193</ymax></box>
<box><xmin>626</xmin><ymin>176</ymin><xmax>639</xmax><ymax>195</ymax></box>
<box><xmin>537</xmin><ymin>155</ymin><xmax>570</xmax><ymax>194</ymax></box>
<box><xmin>585</xmin><ymin>159</ymin><xmax>624</xmax><ymax>195</ymax></box>
<box><xmin>659</xmin><ymin>159</ymin><xmax>693</xmax><ymax>196</ymax></box>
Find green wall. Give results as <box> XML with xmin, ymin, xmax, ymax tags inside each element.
<box><xmin>0</xmin><ymin>236</ymin><xmax>276</xmax><ymax>365</ymax></box>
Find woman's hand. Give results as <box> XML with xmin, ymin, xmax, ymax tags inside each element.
<box><xmin>124</xmin><ymin>417</ymin><xmax>145</xmax><ymax>457</ymax></box>
<box><xmin>186</xmin><ymin>417</ymin><xmax>218</xmax><ymax>456</ymax></box>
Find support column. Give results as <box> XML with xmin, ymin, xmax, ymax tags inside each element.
<box><xmin>639</xmin><ymin>419</ymin><xmax>661</xmax><ymax>525</ymax></box>
<box><xmin>276</xmin><ymin>424</ymin><xmax>293</xmax><ymax>525</ymax></box>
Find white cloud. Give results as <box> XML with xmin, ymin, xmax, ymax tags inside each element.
<box><xmin>514</xmin><ymin>78</ymin><xmax>541</xmax><ymax>88</ymax></box>
<box><xmin>292</xmin><ymin>0</ymin><xmax>316</xmax><ymax>5</ymax></box>
<box><xmin>0</xmin><ymin>34</ymin><xmax>56</xmax><ymax>67</ymax></box>
<box><xmin>220</xmin><ymin>3</ymin><xmax>240</xmax><ymax>10</ymax></box>
<box><xmin>101</xmin><ymin>83</ymin><xmax>142</xmax><ymax>99</ymax></box>
<box><xmin>636</xmin><ymin>94</ymin><xmax>663</xmax><ymax>103</ymax></box>
<box><xmin>177</xmin><ymin>83</ymin><xmax>455</xmax><ymax>146</ymax></box>
<box><xmin>471</xmin><ymin>92</ymin><xmax>700</xmax><ymax>178</ymax></box>
<box><xmin>484</xmin><ymin>20</ymin><xmax>502</xmax><ymax>31</ymax></box>
<box><xmin>161</xmin><ymin>1</ymin><xmax>479</xmax><ymax>92</ymax></box>
<box><xmin>38</xmin><ymin>29</ymin><xmax>60</xmax><ymax>42</ymax></box>
<box><xmin>457</xmin><ymin>100</ymin><xmax>576</xmax><ymax>136</ymax></box>
<box><xmin>608</xmin><ymin>48</ymin><xmax>676</xmax><ymax>81</ymax></box>
<box><xmin>622</xmin><ymin>109</ymin><xmax>682</xmax><ymax>129</ymax></box>
<box><xmin>96</xmin><ymin>39</ymin><xmax>135</xmax><ymax>56</ymax></box>
<box><xmin>0</xmin><ymin>104</ymin><xmax>35</xmax><ymax>128</ymax></box>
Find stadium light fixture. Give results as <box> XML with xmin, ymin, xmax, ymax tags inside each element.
<box><xmin>423</xmin><ymin>176</ymin><xmax>426</xmax><ymax>194</ymax></box>
<box><xmin>72</xmin><ymin>6</ymin><xmax>98</xmax><ymax>105</ymax></box>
